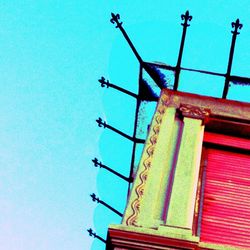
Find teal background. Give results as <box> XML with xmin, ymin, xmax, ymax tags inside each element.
<box><xmin>0</xmin><ymin>1</ymin><xmax>249</xmax><ymax>250</ymax></box>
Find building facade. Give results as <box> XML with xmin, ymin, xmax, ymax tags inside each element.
<box><xmin>107</xmin><ymin>89</ymin><xmax>250</xmax><ymax>249</ymax></box>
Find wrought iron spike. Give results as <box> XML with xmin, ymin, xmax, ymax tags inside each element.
<box><xmin>223</xmin><ymin>18</ymin><xmax>243</xmax><ymax>98</ymax></box>
<box><xmin>90</xmin><ymin>194</ymin><xmax>123</xmax><ymax>217</ymax></box>
<box><xmin>87</xmin><ymin>228</ymin><xmax>107</xmax><ymax>243</ymax></box>
<box><xmin>98</xmin><ymin>77</ymin><xmax>109</xmax><ymax>88</ymax></box>
<box><xmin>110</xmin><ymin>13</ymin><xmax>123</xmax><ymax>28</ymax></box>
<box><xmin>87</xmin><ymin>228</ymin><xmax>96</xmax><ymax>237</ymax></box>
<box><xmin>110</xmin><ymin>12</ymin><xmax>143</xmax><ymax>64</ymax></box>
<box><xmin>174</xmin><ymin>10</ymin><xmax>192</xmax><ymax>90</ymax></box>
<box><xmin>231</xmin><ymin>18</ymin><xmax>243</xmax><ymax>34</ymax></box>
<box><xmin>98</xmin><ymin>77</ymin><xmax>138</xmax><ymax>98</ymax></box>
<box><xmin>92</xmin><ymin>157</ymin><xmax>133</xmax><ymax>183</ymax></box>
<box><xmin>181</xmin><ymin>10</ymin><xmax>192</xmax><ymax>27</ymax></box>
<box><xmin>90</xmin><ymin>193</ymin><xmax>100</xmax><ymax>203</ymax></box>
<box><xmin>92</xmin><ymin>157</ymin><xmax>100</xmax><ymax>167</ymax></box>
<box><xmin>96</xmin><ymin>119</ymin><xmax>144</xmax><ymax>143</ymax></box>
<box><xmin>96</xmin><ymin>117</ymin><xmax>107</xmax><ymax>128</ymax></box>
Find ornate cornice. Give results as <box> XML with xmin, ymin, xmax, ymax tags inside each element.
<box><xmin>126</xmin><ymin>93</ymin><xmax>170</xmax><ymax>226</ymax></box>
<box><xmin>178</xmin><ymin>104</ymin><xmax>210</xmax><ymax>122</ymax></box>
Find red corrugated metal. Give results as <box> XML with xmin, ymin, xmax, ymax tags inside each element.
<box><xmin>204</xmin><ymin>131</ymin><xmax>250</xmax><ymax>150</ymax></box>
<box><xmin>200</xmin><ymin>145</ymin><xmax>250</xmax><ymax>248</ymax></box>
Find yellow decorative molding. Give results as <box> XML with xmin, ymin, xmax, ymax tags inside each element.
<box><xmin>179</xmin><ymin>104</ymin><xmax>210</xmax><ymax>122</ymax></box>
<box><xmin>126</xmin><ymin>93</ymin><xmax>170</xmax><ymax>226</ymax></box>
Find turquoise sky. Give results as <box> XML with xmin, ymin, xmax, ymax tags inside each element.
<box><xmin>0</xmin><ymin>1</ymin><xmax>249</xmax><ymax>250</ymax></box>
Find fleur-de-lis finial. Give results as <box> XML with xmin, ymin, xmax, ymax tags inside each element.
<box><xmin>90</xmin><ymin>193</ymin><xmax>96</xmax><ymax>201</ymax></box>
<box><xmin>96</xmin><ymin>117</ymin><xmax>107</xmax><ymax>128</ymax></box>
<box><xmin>92</xmin><ymin>158</ymin><xmax>99</xmax><ymax>167</ymax></box>
<box><xmin>181</xmin><ymin>10</ymin><xmax>192</xmax><ymax>27</ymax></box>
<box><xmin>98</xmin><ymin>77</ymin><xmax>109</xmax><ymax>88</ymax></box>
<box><xmin>231</xmin><ymin>18</ymin><xmax>243</xmax><ymax>35</ymax></box>
<box><xmin>90</xmin><ymin>193</ymin><xmax>100</xmax><ymax>203</ymax></box>
<box><xmin>110</xmin><ymin>13</ymin><xmax>123</xmax><ymax>28</ymax></box>
<box><xmin>87</xmin><ymin>228</ymin><xmax>93</xmax><ymax>236</ymax></box>
<box><xmin>87</xmin><ymin>228</ymin><xmax>96</xmax><ymax>238</ymax></box>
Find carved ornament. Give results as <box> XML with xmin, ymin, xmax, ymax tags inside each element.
<box><xmin>126</xmin><ymin>93</ymin><xmax>170</xmax><ymax>226</ymax></box>
<box><xmin>179</xmin><ymin>104</ymin><xmax>210</xmax><ymax>122</ymax></box>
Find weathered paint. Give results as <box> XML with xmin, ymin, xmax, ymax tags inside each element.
<box><xmin>137</xmin><ymin>107</ymin><xmax>179</xmax><ymax>226</ymax></box>
<box><xmin>108</xmin><ymin>89</ymin><xmax>250</xmax><ymax>250</ymax></box>
<box><xmin>124</xmin><ymin>92</ymin><xmax>173</xmax><ymax>227</ymax></box>
<box><xmin>166</xmin><ymin>117</ymin><xmax>204</xmax><ymax>229</ymax></box>
<box><xmin>200</xmin><ymin>134</ymin><xmax>250</xmax><ymax>248</ymax></box>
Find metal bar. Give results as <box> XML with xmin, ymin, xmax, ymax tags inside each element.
<box><xmin>99</xmin><ymin>200</ymin><xmax>123</xmax><ymax>217</ymax></box>
<box><xmin>92</xmin><ymin>158</ymin><xmax>133</xmax><ymax>183</ymax></box>
<box><xmin>180</xmin><ymin>66</ymin><xmax>225</xmax><ymax>77</ymax></box>
<box><xmin>110</xmin><ymin>13</ymin><xmax>143</xmax><ymax>64</ymax></box>
<box><xmin>230</xmin><ymin>75</ymin><xmax>250</xmax><ymax>85</ymax></box>
<box><xmin>222</xmin><ymin>19</ymin><xmax>243</xmax><ymax>99</ymax></box>
<box><xmin>146</xmin><ymin>62</ymin><xmax>250</xmax><ymax>83</ymax></box>
<box><xmin>110</xmin><ymin>14</ymin><xmax>166</xmax><ymax>89</ymax></box>
<box><xmin>96</xmin><ymin>117</ymin><xmax>145</xmax><ymax>143</ymax></box>
<box><xmin>87</xmin><ymin>228</ymin><xmax>107</xmax><ymax>244</ymax></box>
<box><xmin>174</xmin><ymin>10</ymin><xmax>192</xmax><ymax>91</ymax></box>
<box><xmin>146</xmin><ymin>61</ymin><xmax>226</xmax><ymax>77</ymax></box>
<box><xmin>90</xmin><ymin>193</ymin><xmax>123</xmax><ymax>217</ymax></box>
<box><xmin>147</xmin><ymin>62</ymin><xmax>250</xmax><ymax>85</ymax></box>
<box><xmin>98</xmin><ymin>77</ymin><xmax>138</xmax><ymax>99</ymax></box>
<box><xmin>105</xmin><ymin>123</ymin><xmax>145</xmax><ymax>143</ymax></box>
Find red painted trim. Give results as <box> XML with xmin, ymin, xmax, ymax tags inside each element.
<box><xmin>108</xmin><ymin>228</ymin><xmax>198</xmax><ymax>249</ymax></box>
<box><xmin>203</xmin><ymin>131</ymin><xmax>250</xmax><ymax>150</ymax></box>
<box><xmin>163</xmin><ymin>89</ymin><xmax>250</xmax><ymax>107</ymax></box>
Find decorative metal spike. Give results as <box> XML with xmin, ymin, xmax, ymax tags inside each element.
<box><xmin>96</xmin><ymin>117</ymin><xmax>107</xmax><ymax>128</ymax></box>
<box><xmin>223</xmin><ymin>18</ymin><xmax>243</xmax><ymax>98</ymax></box>
<box><xmin>90</xmin><ymin>193</ymin><xmax>123</xmax><ymax>217</ymax></box>
<box><xmin>110</xmin><ymin>13</ymin><xmax>123</xmax><ymax>28</ymax></box>
<box><xmin>174</xmin><ymin>10</ymin><xmax>192</xmax><ymax>90</ymax></box>
<box><xmin>90</xmin><ymin>193</ymin><xmax>100</xmax><ymax>203</ymax></box>
<box><xmin>98</xmin><ymin>77</ymin><xmax>138</xmax><ymax>98</ymax></box>
<box><xmin>91</xmin><ymin>157</ymin><xmax>133</xmax><ymax>183</ymax></box>
<box><xmin>231</xmin><ymin>18</ymin><xmax>243</xmax><ymax>34</ymax></box>
<box><xmin>181</xmin><ymin>10</ymin><xmax>192</xmax><ymax>27</ymax></box>
<box><xmin>110</xmin><ymin>12</ymin><xmax>143</xmax><ymax>64</ymax></box>
<box><xmin>98</xmin><ymin>77</ymin><xmax>110</xmax><ymax>88</ymax></box>
<box><xmin>92</xmin><ymin>157</ymin><xmax>100</xmax><ymax>167</ymax></box>
<box><xmin>96</xmin><ymin>118</ymin><xmax>144</xmax><ymax>143</ymax></box>
<box><xmin>87</xmin><ymin>228</ymin><xmax>96</xmax><ymax>237</ymax></box>
<box><xmin>87</xmin><ymin>228</ymin><xmax>107</xmax><ymax>243</ymax></box>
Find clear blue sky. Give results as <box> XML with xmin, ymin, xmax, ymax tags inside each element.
<box><xmin>0</xmin><ymin>1</ymin><xmax>249</xmax><ymax>250</ymax></box>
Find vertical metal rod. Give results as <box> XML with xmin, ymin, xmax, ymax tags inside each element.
<box><xmin>222</xmin><ymin>19</ymin><xmax>243</xmax><ymax>99</ymax></box>
<box><xmin>174</xmin><ymin>10</ymin><xmax>192</xmax><ymax>91</ymax></box>
<box><xmin>127</xmin><ymin>65</ymin><xmax>142</xmax><ymax>197</ymax></box>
